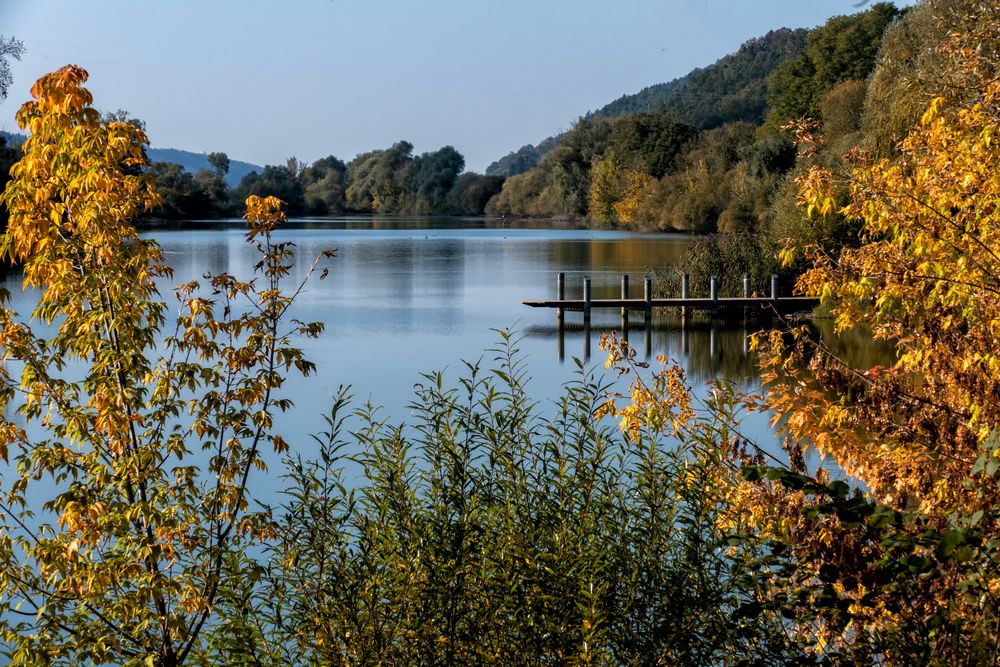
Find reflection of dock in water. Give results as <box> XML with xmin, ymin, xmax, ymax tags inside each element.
<box><xmin>524</xmin><ymin>272</ymin><xmax>819</xmax><ymax>369</ymax></box>
<box><xmin>522</xmin><ymin>321</ymin><xmax>757</xmax><ymax>378</ymax></box>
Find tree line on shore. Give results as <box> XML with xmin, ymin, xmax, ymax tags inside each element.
<box><xmin>0</xmin><ymin>132</ymin><xmax>504</xmax><ymax>221</ymax></box>
<box><xmin>0</xmin><ymin>1</ymin><xmax>939</xmax><ymax>235</ymax></box>
<box><xmin>37</xmin><ymin>1</ymin><xmax>897</xmax><ymax>228</ymax></box>
<box><xmin>0</xmin><ymin>2</ymin><xmax>911</xmax><ymax>234</ymax></box>
<box><xmin>139</xmin><ymin>140</ymin><xmax>504</xmax><ymax>219</ymax></box>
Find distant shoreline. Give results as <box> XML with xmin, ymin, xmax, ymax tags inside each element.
<box><xmin>137</xmin><ymin>213</ymin><xmax>695</xmax><ymax>235</ymax></box>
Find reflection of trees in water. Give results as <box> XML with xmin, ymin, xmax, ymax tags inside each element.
<box><xmin>808</xmin><ymin>318</ymin><xmax>895</xmax><ymax>371</ymax></box>
<box><xmin>549</xmin><ymin>240</ymin><xmax>689</xmax><ymax>296</ymax></box>
<box><xmin>672</xmin><ymin>317</ymin><xmax>895</xmax><ymax>384</ymax></box>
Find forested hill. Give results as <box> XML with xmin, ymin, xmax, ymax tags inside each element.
<box><xmin>485</xmin><ymin>28</ymin><xmax>807</xmax><ymax>178</ymax></box>
<box><xmin>590</xmin><ymin>28</ymin><xmax>807</xmax><ymax>126</ymax></box>
<box><xmin>482</xmin><ymin>135</ymin><xmax>561</xmax><ymax>181</ymax></box>
<box><xmin>486</xmin><ymin>2</ymin><xmax>904</xmax><ymax>228</ymax></box>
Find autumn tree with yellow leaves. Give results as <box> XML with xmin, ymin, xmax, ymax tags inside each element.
<box><xmin>735</xmin><ymin>25</ymin><xmax>1000</xmax><ymax>663</ymax></box>
<box><xmin>594</xmin><ymin>8</ymin><xmax>1000</xmax><ymax>661</ymax></box>
<box><xmin>0</xmin><ymin>66</ymin><xmax>329</xmax><ymax>666</ymax></box>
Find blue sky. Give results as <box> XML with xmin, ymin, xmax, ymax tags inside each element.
<box><xmin>0</xmin><ymin>1</ymin><xmax>911</xmax><ymax>172</ymax></box>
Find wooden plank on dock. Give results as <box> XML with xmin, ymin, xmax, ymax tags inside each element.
<box><xmin>522</xmin><ymin>296</ymin><xmax>819</xmax><ymax>311</ymax></box>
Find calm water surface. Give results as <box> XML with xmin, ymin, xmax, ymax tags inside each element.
<box><xmin>1</xmin><ymin>216</ymin><xmax>810</xmax><ymax>480</ymax></box>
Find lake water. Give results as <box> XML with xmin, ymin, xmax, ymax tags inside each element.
<box><xmin>0</xmin><ymin>216</ymin><xmax>810</xmax><ymax>475</ymax></box>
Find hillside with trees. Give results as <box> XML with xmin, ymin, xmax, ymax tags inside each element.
<box><xmin>483</xmin><ymin>2</ymin><xmax>911</xmax><ymax>300</ymax></box>
<box><xmin>487</xmin><ymin>3</ymin><xmax>900</xmax><ymax>229</ymax></box>
<box><xmin>592</xmin><ymin>28</ymin><xmax>808</xmax><ymax>128</ymax></box>
<box><xmin>485</xmin><ymin>27</ymin><xmax>808</xmax><ymax>178</ymax></box>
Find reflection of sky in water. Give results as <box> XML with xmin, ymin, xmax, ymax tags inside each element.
<box><xmin>1</xmin><ymin>218</ymin><xmax>859</xmax><ymax>498</ymax></box>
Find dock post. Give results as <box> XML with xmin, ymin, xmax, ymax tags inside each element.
<box><xmin>680</xmin><ymin>273</ymin><xmax>689</xmax><ymax>320</ymax></box>
<box><xmin>621</xmin><ymin>274</ymin><xmax>629</xmax><ymax>340</ymax></box>
<box><xmin>771</xmin><ymin>274</ymin><xmax>779</xmax><ymax>303</ymax></box>
<box><xmin>621</xmin><ymin>274</ymin><xmax>629</xmax><ymax>319</ymax></box>
<box><xmin>643</xmin><ymin>275</ymin><xmax>652</xmax><ymax>327</ymax></box>
<box><xmin>710</xmin><ymin>274</ymin><xmax>719</xmax><ymax>318</ymax></box>
<box><xmin>556</xmin><ymin>272</ymin><xmax>565</xmax><ymax>328</ymax></box>
<box><xmin>583</xmin><ymin>276</ymin><xmax>592</xmax><ymax>361</ymax></box>
<box><xmin>743</xmin><ymin>273</ymin><xmax>751</xmax><ymax>322</ymax></box>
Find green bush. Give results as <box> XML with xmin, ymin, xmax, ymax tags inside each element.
<box><xmin>211</xmin><ymin>334</ymin><xmax>797</xmax><ymax>666</ymax></box>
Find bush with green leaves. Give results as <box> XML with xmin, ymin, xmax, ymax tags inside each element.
<box><xmin>209</xmin><ymin>334</ymin><xmax>800</xmax><ymax>666</ymax></box>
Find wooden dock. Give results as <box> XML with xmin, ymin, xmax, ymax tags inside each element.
<box><xmin>525</xmin><ymin>272</ymin><xmax>818</xmax><ymax>360</ymax></box>
<box><xmin>523</xmin><ymin>272</ymin><xmax>819</xmax><ymax>322</ymax></box>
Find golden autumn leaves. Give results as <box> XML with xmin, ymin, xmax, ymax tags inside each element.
<box><xmin>766</xmin><ymin>71</ymin><xmax>1000</xmax><ymax>518</ymax></box>
<box><xmin>6</xmin><ymin>66</ymin><xmax>159</xmax><ymax>274</ymax></box>
<box><xmin>593</xmin><ymin>32</ymin><xmax>1000</xmax><ymax>661</ymax></box>
<box><xmin>0</xmin><ymin>65</ymin><xmax>331</xmax><ymax>665</ymax></box>
<box><xmin>595</xmin><ymin>333</ymin><xmax>694</xmax><ymax>443</ymax></box>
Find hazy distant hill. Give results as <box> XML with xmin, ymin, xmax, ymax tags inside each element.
<box><xmin>483</xmin><ymin>136</ymin><xmax>562</xmax><ymax>179</ymax></box>
<box><xmin>485</xmin><ymin>28</ymin><xmax>807</xmax><ymax>178</ymax></box>
<box><xmin>146</xmin><ymin>148</ymin><xmax>261</xmax><ymax>187</ymax></box>
<box><xmin>1</xmin><ymin>132</ymin><xmax>261</xmax><ymax>188</ymax></box>
<box><xmin>0</xmin><ymin>132</ymin><xmax>24</xmax><ymax>148</ymax></box>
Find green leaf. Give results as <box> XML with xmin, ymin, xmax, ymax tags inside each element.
<box><xmin>936</xmin><ymin>530</ymin><xmax>964</xmax><ymax>560</ymax></box>
<box><xmin>986</xmin><ymin>457</ymin><xmax>1000</xmax><ymax>476</ymax></box>
<box><xmin>827</xmin><ymin>480</ymin><xmax>850</xmax><ymax>499</ymax></box>
<box><xmin>765</xmin><ymin>467</ymin><xmax>786</xmax><ymax>482</ymax></box>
